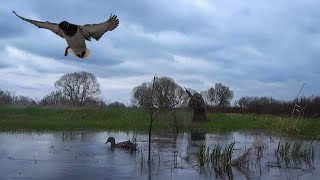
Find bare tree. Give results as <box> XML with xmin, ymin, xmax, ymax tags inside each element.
<box><xmin>40</xmin><ymin>91</ymin><xmax>68</xmax><ymax>106</ymax></box>
<box><xmin>205</xmin><ymin>83</ymin><xmax>234</xmax><ymax>107</ymax></box>
<box><xmin>0</xmin><ymin>90</ymin><xmax>14</xmax><ymax>105</ymax></box>
<box><xmin>54</xmin><ymin>71</ymin><xmax>101</xmax><ymax>106</ymax></box>
<box><xmin>14</xmin><ymin>96</ymin><xmax>37</xmax><ymax>106</ymax></box>
<box><xmin>107</xmin><ymin>101</ymin><xmax>126</xmax><ymax>108</ymax></box>
<box><xmin>131</xmin><ymin>82</ymin><xmax>152</xmax><ymax>108</ymax></box>
<box><xmin>153</xmin><ymin>77</ymin><xmax>180</xmax><ymax>108</ymax></box>
<box><xmin>206</xmin><ymin>87</ymin><xmax>218</xmax><ymax>106</ymax></box>
<box><xmin>238</xmin><ymin>96</ymin><xmax>252</xmax><ymax>109</ymax></box>
<box><xmin>131</xmin><ymin>76</ymin><xmax>186</xmax><ymax>109</ymax></box>
<box><xmin>0</xmin><ymin>89</ymin><xmax>37</xmax><ymax>106</ymax></box>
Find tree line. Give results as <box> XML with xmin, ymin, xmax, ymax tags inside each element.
<box><xmin>231</xmin><ymin>96</ymin><xmax>320</xmax><ymax>117</ymax></box>
<box><xmin>0</xmin><ymin>71</ymin><xmax>122</xmax><ymax>108</ymax></box>
<box><xmin>0</xmin><ymin>90</ymin><xmax>37</xmax><ymax>106</ymax></box>
<box><xmin>1</xmin><ymin>71</ymin><xmax>319</xmax><ymax>117</ymax></box>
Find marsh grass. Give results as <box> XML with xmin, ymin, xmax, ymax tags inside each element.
<box><xmin>273</xmin><ymin>140</ymin><xmax>314</xmax><ymax>169</ymax></box>
<box><xmin>194</xmin><ymin>142</ymin><xmax>235</xmax><ymax>178</ymax></box>
<box><xmin>0</xmin><ymin>107</ymin><xmax>320</xmax><ymax>138</ymax></box>
<box><xmin>211</xmin><ymin>142</ymin><xmax>235</xmax><ymax>177</ymax></box>
<box><xmin>194</xmin><ymin>137</ymin><xmax>316</xmax><ymax>179</ymax></box>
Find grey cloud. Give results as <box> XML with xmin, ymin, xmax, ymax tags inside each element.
<box><xmin>1</xmin><ymin>0</ymin><xmax>320</xmax><ymax>103</ymax></box>
<box><xmin>0</xmin><ymin>11</ymin><xmax>27</xmax><ymax>38</ymax></box>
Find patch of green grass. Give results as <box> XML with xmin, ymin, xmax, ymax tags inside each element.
<box><xmin>204</xmin><ymin>113</ymin><xmax>261</xmax><ymax>131</ymax></box>
<box><xmin>203</xmin><ymin>113</ymin><xmax>320</xmax><ymax>138</ymax></box>
<box><xmin>0</xmin><ymin>106</ymin><xmax>319</xmax><ymax>138</ymax></box>
<box><xmin>0</xmin><ymin>106</ymin><xmax>148</xmax><ymax>132</ymax></box>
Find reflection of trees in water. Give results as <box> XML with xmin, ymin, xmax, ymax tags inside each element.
<box><xmin>138</xmin><ymin>133</ymin><xmax>188</xmax><ymax>178</ymax></box>
<box><xmin>53</xmin><ymin>131</ymin><xmax>99</xmax><ymax>142</ymax></box>
<box><xmin>191</xmin><ymin>132</ymin><xmax>206</xmax><ymax>141</ymax></box>
<box><xmin>187</xmin><ymin>131</ymin><xmax>206</xmax><ymax>160</ymax></box>
<box><xmin>52</xmin><ymin>131</ymin><xmax>75</xmax><ymax>142</ymax></box>
<box><xmin>140</xmin><ymin>131</ymin><xmax>237</xmax><ymax>179</ymax></box>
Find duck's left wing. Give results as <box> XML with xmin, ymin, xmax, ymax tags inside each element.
<box><xmin>81</xmin><ymin>14</ymin><xmax>119</xmax><ymax>41</ymax></box>
<box><xmin>13</xmin><ymin>11</ymin><xmax>64</xmax><ymax>38</ymax></box>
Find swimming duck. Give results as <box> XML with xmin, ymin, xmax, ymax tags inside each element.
<box><xmin>105</xmin><ymin>137</ymin><xmax>137</xmax><ymax>150</ymax></box>
<box><xmin>13</xmin><ymin>11</ymin><xmax>119</xmax><ymax>59</ymax></box>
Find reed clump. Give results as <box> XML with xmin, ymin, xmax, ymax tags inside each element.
<box><xmin>195</xmin><ymin>142</ymin><xmax>235</xmax><ymax>177</ymax></box>
<box><xmin>274</xmin><ymin>141</ymin><xmax>314</xmax><ymax>169</ymax></box>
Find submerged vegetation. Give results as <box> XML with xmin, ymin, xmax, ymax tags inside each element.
<box><xmin>273</xmin><ymin>140</ymin><xmax>315</xmax><ymax>169</ymax></box>
<box><xmin>196</xmin><ymin>142</ymin><xmax>235</xmax><ymax>177</ymax></box>
<box><xmin>0</xmin><ymin>106</ymin><xmax>319</xmax><ymax>138</ymax></box>
<box><xmin>190</xmin><ymin>139</ymin><xmax>316</xmax><ymax>179</ymax></box>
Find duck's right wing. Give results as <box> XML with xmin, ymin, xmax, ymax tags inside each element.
<box><xmin>13</xmin><ymin>11</ymin><xmax>64</xmax><ymax>38</ymax></box>
<box><xmin>80</xmin><ymin>14</ymin><xmax>119</xmax><ymax>41</ymax></box>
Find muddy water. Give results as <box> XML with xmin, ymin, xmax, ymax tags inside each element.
<box><xmin>0</xmin><ymin>131</ymin><xmax>319</xmax><ymax>179</ymax></box>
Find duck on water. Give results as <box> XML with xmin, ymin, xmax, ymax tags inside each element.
<box><xmin>105</xmin><ymin>137</ymin><xmax>137</xmax><ymax>151</ymax></box>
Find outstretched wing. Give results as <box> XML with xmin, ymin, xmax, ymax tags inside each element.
<box><xmin>13</xmin><ymin>11</ymin><xmax>64</xmax><ymax>38</ymax></box>
<box><xmin>81</xmin><ymin>14</ymin><xmax>119</xmax><ymax>41</ymax></box>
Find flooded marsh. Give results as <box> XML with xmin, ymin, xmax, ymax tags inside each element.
<box><xmin>1</xmin><ymin>131</ymin><xmax>320</xmax><ymax>179</ymax></box>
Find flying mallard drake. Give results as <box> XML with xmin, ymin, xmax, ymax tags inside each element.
<box><xmin>13</xmin><ymin>11</ymin><xmax>119</xmax><ymax>59</ymax></box>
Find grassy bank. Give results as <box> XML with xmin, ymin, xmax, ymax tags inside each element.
<box><xmin>204</xmin><ymin>113</ymin><xmax>320</xmax><ymax>138</ymax></box>
<box><xmin>0</xmin><ymin>107</ymin><xmax>319</xmax><ymax>138</ymax></box>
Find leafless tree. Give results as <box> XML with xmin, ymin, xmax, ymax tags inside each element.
<box><xmin>0</xmin><ymin>89</ymin><xmax>36</xmax><ymax>106</ymax></box>
<box><xmin>131</xmin><ymin>76</ymin><xmax>187</xmax><ymax>109</ymax></box>
<box><xmin>14</xmin><ymin>96</ymin><xmax>37</xmax><ymax>106</ymax></box>
<box><xmin>107</xmin><ymin>101</ymin><xmax>126</xmax><ymax>108</ymax></box>
<box><xmin>40</xmin><ymin>91</ymin><xmax>68</xmax><ymax>106</ymax></box>
<box><xmin>54</xmin><ymin>71</ymin><xmax>101</xmax><ymax>106</ymax></box>
<box><xmin>0</xmin><ymin>90</ymin><xmax>14</xmax><ymax>105</ymax></box>
<box><xmin>204</xmin><ymin>83</ymin><xmax>234</xmax><ymax>107</ymax></box>
<box><xmin>131</xmin><ymin>82</ymin><xmax>152</xmax><ymax>108</ymax></box>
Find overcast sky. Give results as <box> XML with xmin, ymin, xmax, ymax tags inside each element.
<box><xmin>0</xmin><ymin>0</ymin><xmax>319</xmax><ymax>105</ymax></box>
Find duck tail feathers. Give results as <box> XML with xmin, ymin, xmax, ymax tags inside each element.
<box><xmin>67</xmin><ymin>48</ymin><xmax>92</xmax><ymax>59</ymax></box>
<box><xmin>83</xmin><ymin>49</ymin><xmax>91</xmax><ymax>59</ymax></box>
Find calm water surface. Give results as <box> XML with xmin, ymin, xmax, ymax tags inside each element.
<box><xmin>0</xmin><ymin>131</ymin><xmax>319</xmax><ymax>180</ymax></box>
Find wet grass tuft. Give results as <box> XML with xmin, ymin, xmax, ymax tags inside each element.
<box><xmin>195</xmin><ymin>142</ymin><xmax>235</xmax><ymax>178</ymax></box>
<box><xmin>273</xmin><ymin>140</ymin><xmax>314</xmax><ymax>169</ymax></box>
